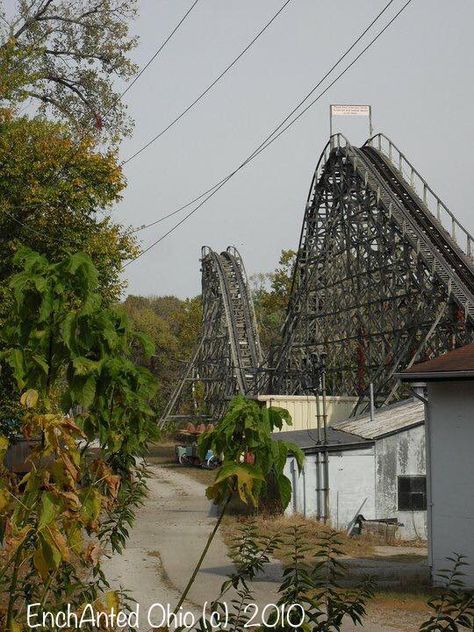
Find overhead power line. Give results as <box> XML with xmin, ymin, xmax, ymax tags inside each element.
<box><xmin>119</xmin><ymin>0</ymin><xmax>201</xmax><ymax>101</ymax></box>
<box><xmin>123</xmin><ymin>0</ymin><xmax>294</xmax><ymax>165</ymax></box>
<box><xmin>131</xmin><ymin>0</ymin><xmax>398</xmax><ymax>235</ymax></box>
<box><xmin>124</xmin><ymin>0</ymin><xmax>415</xmax><ymax>267</ymax></box>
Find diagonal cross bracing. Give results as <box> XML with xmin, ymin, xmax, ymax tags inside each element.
<box><xmin>270</xmin><ymin>134</ymin><xmax>474</xmax><ymax>408</ymax></box>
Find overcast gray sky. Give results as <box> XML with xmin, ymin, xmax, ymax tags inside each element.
<box><xmin>89</xmin><ymin>1</ymin><xmax>474</xmax><ymax>297</ymax></box>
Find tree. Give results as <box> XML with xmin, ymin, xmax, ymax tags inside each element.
<box><xmin>0</xmin><ymin>248</ymin><xmax>157</xmax><ymax>629</ymax></box>
<box><xmin>0</xmin><ymin>111</ymin><xmax>138</xmax><ymax>431</ymax></box>
<box><xmin>251</xmin><ymin>249</ymin><xmax>296</xmax><ymax>352</ymax></box>
<box><xmin>121</xmin><ymin>294</ymin><xmax>203</xmax><ymax>416</ymax></box>
<box><xmin>0</xmin><ymin>110</ymin><xmax>137</xmax><ymax>302</ymax></box>
<box><xmin>0</xmin><ymin>0</ymin><xmax>138</xmax><ymax>143</ymax></box>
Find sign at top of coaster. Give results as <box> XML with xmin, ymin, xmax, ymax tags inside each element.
<box><xmin>329</xmin><ymin>104</ymin><xmax>373</xmax><ymax>137</ymax></box>
<box><xmin>331</xmin><ymin>104</ymin><xmax>370</xmax><ymax>116</ymax></box>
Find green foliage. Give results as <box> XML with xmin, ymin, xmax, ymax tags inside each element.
<box><xmin>419</xmin><ymin>554</ymin><xmax>474</xmax><ymax>631</ymax></box>
<box><xmin>0</xmin><ymin>0</ymin><xmax>138</xmax><ymax>143</ymax></box>
<box><xmin>99</xmin><ymin>458</ymin><xmax>150</xmax><ymax>554</ymax></box>
<box><xmin>0</xmin><ymin>249</ymin><xmax>158</xmax><ymax>629</ymax></box>
<box><xmin>121</xmin><ymin>294</ymin><xmax>203</xmax><ymax>416</ymax></box>
<box><xmin>0</xmin><ymin>110</ymin><xmax>137</xmax><ymax>434</ymax></box>
<box><xmin>0</xmin><ymin>246</ymin><xmax>157</xmax><ymax>452</ymax></box>
<box><xmin>251</xmin><ymin>249</ymin><xmax>296</xmax><ymax>352</ymax></box>
<box><xmin>198</xmin><ymin>395</ymin><xmax>304</xmax><ymax>508</ymax></box>
<box><xmin>193</xmin><ymin>522</ymin><xmax>282</xmax><ymax>632</ymax></box>
<box><xmin>194</xmin><ymin>521</ymin><xmax>373</xmax><ymax>632</ymax></box>
<box><xmin>0</xmin><ymin>111</ymin><xmax>137</xmax><ymax>302</ymax></box>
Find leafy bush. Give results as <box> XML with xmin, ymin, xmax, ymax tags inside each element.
<box><xmin>0</xmin><ymin>248</ymin><xmax>157</xmax><ymax>630</ymax></box>
<box><xmin>419</xmin><ymin>554</ymin><xmax>474</xmax><ymax>631</ymax></box>
<box><xmin>195</xmin><ymin>521</ymin><xmax>373</xmax><ymax>632</ymax></box>
<box><xmin>198</xmin><ymin>395</ymin><xmax>304</xmax><ymax>508</ymax></box>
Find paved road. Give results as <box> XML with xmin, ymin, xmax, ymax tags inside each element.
<box><xmin>103</xmin><ymin>464</ymin><xmax>415</xmax><ymax>631</ymax></box>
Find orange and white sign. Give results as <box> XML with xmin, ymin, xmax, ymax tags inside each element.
<box><xmin>331</xmin><ymin>104</ymin><xmax>371</xmax><ymax>117</ymax></box>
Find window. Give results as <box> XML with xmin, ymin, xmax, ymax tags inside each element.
<box><xmin>398</xmin><ymin>476</ymin><xmax>427</xmax><ymax>511</ymax></box>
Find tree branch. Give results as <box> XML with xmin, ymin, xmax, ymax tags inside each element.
<box><xmin>45</xmin><ymin>74</ymin><xmax>96</xmax><ymax>112</ymax></box>
<box><xmin>11</xmin><ymin>0</ymin><xmax>54</xmax><ymax>41</ymax></box>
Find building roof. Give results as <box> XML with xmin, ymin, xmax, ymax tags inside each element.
<box><xmin>333</xmin><ymin>398</ymin><xmax>425</xmax><ymax>440</ymax></box>
<box><xmin>272</xmin><ymin>426</ymin><xmax>369</xmax><ymax>451</ymax></box>
<box><xmin>397</xmin><ymin>343</ymin><xmax>474</xmax><ymax>381</ymax></box>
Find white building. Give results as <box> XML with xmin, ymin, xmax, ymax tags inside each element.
<box><xmin>399</xmin><ymin>343</ymin><xmax>474</xmax><ymax>588</ymax></box>
<box><xmin>278</xmin><ymin>399</ymin><xmax>427</xmax><ymax>540</ymax></box>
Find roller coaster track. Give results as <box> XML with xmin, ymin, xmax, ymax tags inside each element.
<box><xmin>270</xmin><ymin>133</ymin><xmax>474</xmax><ymax>406</ymax></box>
<box><xmin>160</xmin><ymin>246</ymin><xmax>263</xmax><ymax>424</ymax></box>
<box><xmin>163</xmin><ymin>133</ymin><xmax>474</xmax><ymax>421</ymax></box>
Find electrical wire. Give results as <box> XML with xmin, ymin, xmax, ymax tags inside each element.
<box><xmin>0</xmin><ymin>0</ymin><xmax>202</xmax><ymax>235</ymax></box>
<box><xmin>123</xmin><ymin>0</ymin><xmax>294</xmax><ymax>165</ymax></box>
<box><xmin>119</xmin><ymin>0</ymin><xmax>201</xmax><ymax>102</ymax></box>
<box><xmin>129</xmin><ymin>0</ymin><xmax>402</xmax><ymax>236</ymax></box>
<box><xmin>124</xmin><ymin>0</ymin><xmax>415</xmax><ymax>267</ymax></box>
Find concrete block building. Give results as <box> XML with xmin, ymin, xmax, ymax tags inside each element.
<box><xmin>400</xmin><ymin>343</ymin><xmax>474</xmax><ymax>587</ymax></box>
<box><xmin>277</xmin><ymin>399</ymin><xmax>427</xmax><ymax>540</ymax></box>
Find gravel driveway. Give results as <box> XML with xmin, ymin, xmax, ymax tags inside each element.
<box><xmin>103</xmin><ymin>463</ymin><xmax>421</xmax><ymax>631</ymax></box>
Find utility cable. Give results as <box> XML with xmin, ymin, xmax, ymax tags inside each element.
<box><xmin>124</xmin><ymin>0</ymin><xmax>415</xmax><ymax>266</ymax></box>
<box><xmin>119</xmin><ymin>0</ymin><xmax>201</xmax><ymax>101</ymax></box>
<box><xmin>123</xmin><ymin>0</ymin><xmax>294</xmax><ymax>165</ymax></box>
<box><xmin>131</xmin><ymin>0</ymin><xmax>399</xmax><ymax>235</ymax></box>
<box><xmin>0</xmin><ymin>0</ymin><xmax>202</xmax><ymax>236</ymax></box>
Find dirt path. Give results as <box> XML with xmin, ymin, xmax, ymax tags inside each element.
<box><xmin>102</xmin><ymin>464</ymin><xmax>280</xmax><ymax>629</ymax></box>
<box><xmin>103</xmin><ymin>463</ymin><xmax>420</xmax><ymax>631</ymax></box>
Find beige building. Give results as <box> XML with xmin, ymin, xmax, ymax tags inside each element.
<box><xmin>257</xmin><ymin>394</ymin><xmax>358</xmax><ymax>432</ymax></box>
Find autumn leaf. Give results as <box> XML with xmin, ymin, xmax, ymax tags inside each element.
<box><xmin>20</xmin><ymin>388</ymin><xmax>39</xmax><ymax>409</ymax></box>
<box><xmin>38</xmin><ymin>492</ymin><xmax>61</xmax><ymax>531</ymax></box>
<box><xmin>207</xmin><ymin>462</ymin><xmax>264</xmax><ymax>506</ymax></box>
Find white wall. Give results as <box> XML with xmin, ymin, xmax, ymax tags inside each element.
<box><xmin>427</xmin><ymin>381</ymin><xmax>474</xmax><ymax>588</ymax></box>
<box><xmin>329</xmin><ymin>450</ymin><xmax>376</xmax><ymax>528</ymax></box>
<box><xmin>284</xmin><ymin>447</ymin><xmax>376</xmax><ymax>528</ymax></box>
<box><xmin>375</xmin><ymin>426</ymin><xmax>427</xmax><ymax>540</ymax></box>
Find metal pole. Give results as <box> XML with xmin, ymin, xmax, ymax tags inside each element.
<box><xmin>329</xmin><ymin>104</ymin><xmax>333</xmax><ymax>139</ymax></box>
<box><xmin>369</xmin><ymin>382</ymin><xmax>375</xmax><ymax>421</ymax></box>
<box><xmin>311</xmin><ymin>352</ymin><xmax>322</xmax><ymax>520</ymax></box>
<box><xmin>320</xmin><ymin>352</ymin><xmax>329</xmax><ymax>523</ymax></box>
<box><xmin>311</xmin><ymin>351</ymin><xmax>329</xmax><ymax>524</ymax></box>
<box><xmin>369</xmin><ymin>105</ymin><xmax>373</xmax><ymax>137</ymax></box>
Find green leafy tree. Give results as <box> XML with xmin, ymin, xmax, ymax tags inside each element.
<box><xmin>121</xmin><ymin>294</ymin><xmax>203</xmax><ymax>416</ymax></box>
<box><xmin>1</xmin><ymin>247</ymin><xmax>157</xmax><ymax>450</ymax></box>
<box><xmin>0</xmin><ymin>0</ymin><xmax>138</xmax><ymax>143</ymax></box>
<box><xmin>199</xmin><ymin>395</ymin><xmax>303</xmax><ymax>508</ymax></box>
<box><xmin>0</xmin><ymin>248</ymin><xmax>157</xmax><ymax>630</ymax></box>
<box><xmin>0</xmin><ymin>111</ymin><xmax>136</xmax><ymax>300</ymax></box>
<box><xmin>172</xmin><ymin>396</ymin><xmax>304</xmax><ymax>612</ymax></box>
<box><xmin>251</xmin><ymin>249</ymin><xmax>296</xmax><ymax>352</ymax></box>
<box><xmin>0</xmin><ymin>111</ymin><xmax>137</xmax><ymax>430</ymax></box>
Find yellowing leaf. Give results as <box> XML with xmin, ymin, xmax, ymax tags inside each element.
<box><xmin>38</xmin><ymin>492</ymin><xmax>60</xmax><ymax>531</ymax></box>
<box><xmin>104</xmin><ymin>591</ymin><xmax>119</xmax><ymax>613</ymax></box>
<box><xmin>208</xmin><ymin>463</ymin><xmax>264</xmax><ymax>507</ymax></box>
<box><xmin>80</xmin><ymin>487</ymin><xmax>102</xmax><ymax>530</ymax></box>
<box><xmin>47</xmin><ymin>527</ymin><xmax>70</xmax><ymax>562</ymax></box>
<box><xmin>0</xmin><ymin>485</ymin><xmax>10</xmax><ymax>513</ymax></box>
<box><xmin>33</xmin><ymin>545</ymin><xmax>50</xmax><ymax>580</ymax></box>
<box><xmin>0</xmin><ymin>436</ymin><xmax>9</xmax><ymax>460</ymax></box>
<box><xmin>20</xmin><ymin>388</ymin><xmax>38</xmax><ymax>408</ymax></box>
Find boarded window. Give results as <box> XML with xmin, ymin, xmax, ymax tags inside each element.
<box><xmin>398</xmin><ymin>476</ymin><xmax>426</xmax><ymax>511</ymax></box>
